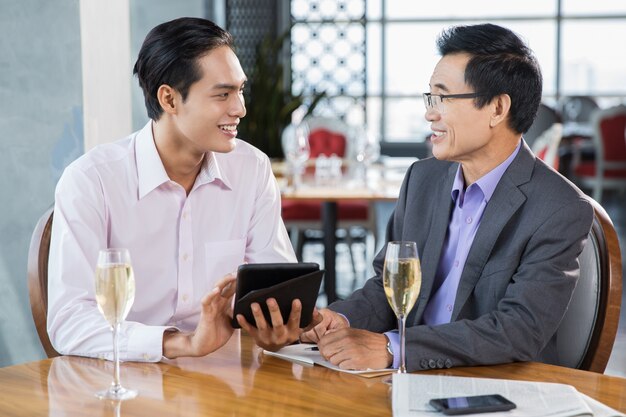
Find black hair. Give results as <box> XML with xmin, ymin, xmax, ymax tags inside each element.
<box><xmin>133</xmin><ymin>17</ymin><xmax>234</xmax><ymax>121</ymax></box>
<box><xmin>436</xmin><ymin>23</ymin><xmax>542</xmax><ymax>134</ymax></box>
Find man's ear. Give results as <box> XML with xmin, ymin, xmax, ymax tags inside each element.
<box><xmin>157</xmin><ymin>84</ymin><xmax>178</xmax><ymax>115</ymax></box>
<box><xmin>489</xmin><ymin>94</ymin><xmax>511</xmax><ymax>128</ymax></box>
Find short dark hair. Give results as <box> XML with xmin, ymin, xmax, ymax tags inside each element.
<box><xmin>133</xmin><ymin>17</ymin><xmax>234</xmax><ymax>121</ymax></box>
<box><xmin>436</xmin><ymin>23</ymin><xmax>542</xmax><ymax>134</ymax></box>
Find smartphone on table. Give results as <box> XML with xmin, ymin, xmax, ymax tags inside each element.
<box><xmin>429</xmin><ymin>394</ymin><xmax>516</xmax><ymax>415</ymax></box>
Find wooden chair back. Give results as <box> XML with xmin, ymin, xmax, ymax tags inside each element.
<box><xmin>27</xmin><ymin>207</ymin><xmax>60</xmax><ymax>358</ymax></box>
<box><xmin>556</xmin><ymin>197</ymin><xmax>622</xmax><ymax>373</ymax></box>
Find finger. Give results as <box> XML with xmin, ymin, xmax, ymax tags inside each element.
<box><xmin>287</xmin><ymin>299</ymin><xmax>302</xmax><ymax>329</ymax></box>
<box><xmin>313</xmin><ymin>314</ymin><xmax>332</xmax><ymax>340</ymax></box>
<box><xmin>303</xmin><ymin>309</ymin><xmax>323</xmax><ymax>332</ymax></box>
<box><xmin>215</xmin><ymin>273</ymin><xmax>237</xmax><ymax>289</ymax></box>
<box><xmin>266</xmin><ymin>298</ymin><xmax>285</xmax><ymax>328</ymax></box>
<box><xmin>201</xmin><ymin>286</ymin><xmax>220</xmax><ymax>309</ymax></box>
<box><xmin>251</xmin><ymin>302</ymin><xmax>269</xmax><ymax>331</ymax></box>
<box><xmin>299</xmin><ymin>328</ymin><xmax>317</xmax><ymax>343</ymax></box>
<box><xmin>237</xmin><ymin>314</ymin><xmax>256</xmax><ymax>335</ymax></box>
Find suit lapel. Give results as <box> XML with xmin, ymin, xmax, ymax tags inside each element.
<box><xmin>410</xmin><ymin>163</ymin><xmax>457</xmax><ymax>325</ymax></box>
<box><xmin>451</xmin><ymin>143</ymin><xmax>534</xmax><ymax>320</ymax></box>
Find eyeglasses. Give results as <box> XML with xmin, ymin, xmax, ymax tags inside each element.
<box><xmin>422</xmin><ymin>92</ymin><xmax>485</xmax><ymax>113</ymax></box>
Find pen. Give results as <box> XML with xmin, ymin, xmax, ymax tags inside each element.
<box><xmin>305</xmin><ymin>346</ymin><xmax>319</xmax><ymax>351</ymax></box>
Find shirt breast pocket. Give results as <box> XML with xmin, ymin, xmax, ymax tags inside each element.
<box><xmin>204</xmin><ymin>238</ymin><xmax>246</xmax><ymax>287</ymax></box>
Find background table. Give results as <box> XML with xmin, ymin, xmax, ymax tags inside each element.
<box><xmin>281</xmin><ymin>188</ymin><xmax>397</xmax><ymax>303</ymax></box>
<box><xmin>1</xmin><ymin>331</ymin><xmax>625</xmax><ymax>416</ymax></box>
<box><xmin>279</xmin><ymin>161</ymin><xmax>403</xmax><ymax>303</ymax></box>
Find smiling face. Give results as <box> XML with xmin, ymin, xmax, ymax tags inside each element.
<box><xmin>166</xmin><ymin>45</ymin><xmax>247</xmax><ymax>155</ymax></box>
<box><xmin>426</xmin><ymin>53</ymin><xmax>498</xmax><ymax>165</ymax></box>
<box><xmin>425</xmin><ymin>52</ymin><xmax>525</xmax><ymax>184</ymax></box>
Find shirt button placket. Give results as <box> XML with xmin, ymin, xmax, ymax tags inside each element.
<box><xmin>177</xmin><ymin>202</ymin><xmax>193</xmax><ymax>312</ymax></box>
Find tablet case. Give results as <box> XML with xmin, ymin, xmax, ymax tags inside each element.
<box><xmin>231</xmin><ymin>263</ymin><xmax>324</xmax><ymax>328</ymax></box>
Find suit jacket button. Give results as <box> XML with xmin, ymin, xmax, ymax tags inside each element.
<box><xmin>428</xmin><ymin>359</ymin><xmax>437</xmax><ymax>369</ymax></box>
<box><xmin>436</xmin><ymin>359</ymin><xmax>444</xmax><ymax>369</ymax></box>
<box><xmin>420</xmin><ymin>359</ymin><xmax>429</xmax><ymax>369</ymax></box>
<box><xmin>444</xmin><ymin>359</ymin><xmax>453</xmax><ymax>368</ymax></box>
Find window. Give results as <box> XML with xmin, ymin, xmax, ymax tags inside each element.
<box><xmin>291</xmin><ymin>1</ymin><xmax>626</xmax><ymax>143</ymax></box>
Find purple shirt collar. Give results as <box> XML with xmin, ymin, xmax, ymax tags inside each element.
<box><xmin>451</xmin><ymin>141</ymin><xmax>522</xmax><ymax>204</ymax></box>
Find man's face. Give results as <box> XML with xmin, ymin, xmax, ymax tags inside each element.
<box><xmin>425</xmin><ymin>53</ymin><xmax>494</xmax><ymax>165</ymax></box>
<box><xmin>172</xmin><ymin>45</ymin><xmax>247</xmax><ymax>154</ymax></box>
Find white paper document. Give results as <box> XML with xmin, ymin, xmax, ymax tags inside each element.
<box><xmin>392</xmin><ymin>373</ymin><xmax>625</xmax><ymax>417</ymax></box>
<box><xmin>263</xmin><ymin>343</ymin><xmax>395</xmax><ymax>378</ymax></box>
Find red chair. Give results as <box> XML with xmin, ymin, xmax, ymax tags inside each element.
<box><xmin>531</xmin><ymin>122</ymin><xmax>562</xmax><ymax>170</ymax></box>
<box><xmin>281</xmin><ymin>117</ymin><xmax>376</xmax><ymax>291</ymax></box>
<box><xmin>573</xmin><ymin>105</ymin><xmax>626</xmax><ymax>201</ymax></box>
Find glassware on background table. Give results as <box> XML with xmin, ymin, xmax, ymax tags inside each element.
<box><xmin>353</xmin><ymin>126</ymin><xmax>380</xmax><ymax>187</ymax></box>
<box><xmin>282</xmin><ymin>121</ymin><xmax>310</xmax><ymax>190</ymax></box>
<box><xmin>382</xmin><ymin>241</ymin><xmax>422</xmax><ymax>383</ymax></box>
<box><xmin>94</xmin><ymin>248</ymin><xmax>138</xmax><ymax>400</ymax></box>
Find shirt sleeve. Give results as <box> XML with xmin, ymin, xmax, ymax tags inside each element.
<box><xmin>385</xmin><ymin>330</ymin><xmax>400</xmax><ymax>369</ymax></box>
<box><xmin>47</xmin><ymin>166</ymin><xmax>174</xmax><ymax>362</ymax></box>
<box><xmin>243</xmin><ymin>153</ymin><xmax>297</xmax><ymax>263</ymax></box>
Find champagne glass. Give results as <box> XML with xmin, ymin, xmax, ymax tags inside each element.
<box><xmin>383</xmin><ymin>241</ymin><xmax>422</xmax><ymax>379</ymax></box>
<box><xmin>94</xmin><ymin>248</ymin><xmax>138</xmax><ymax>400</ymax></box>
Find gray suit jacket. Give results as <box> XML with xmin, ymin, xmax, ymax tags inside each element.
<box><xmin>330</xmin><ymin>142</ymin><xmax>593</xmax><ymax>371</ymax></box>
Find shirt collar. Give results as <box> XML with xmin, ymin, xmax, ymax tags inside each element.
<box><xmin>136</xmin><ymin>121</ymin><xmax>170</xmax><ymax>199</ymax></box>
<box><xmin>135</xmin><ymin>121</ymin><xmax>233</xmax><ymax>199</ymax></box>
<box><xmin>451</xmin><ymin>141</ymin><xmax>522</xmax><ymax>203</ymax></box>
<box><xmin>195</xmin><ymin>152</ymin><xmax>232</xmax><ymax>191</ymax></box>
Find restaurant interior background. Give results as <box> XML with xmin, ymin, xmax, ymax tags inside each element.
<box><xmin>1</xmin><ymin>0</ymin><xmax>625</xmax><ymax>373</ymax></box>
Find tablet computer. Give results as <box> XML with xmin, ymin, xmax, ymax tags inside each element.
<box><xmin>231</xmin><ymin>263</ymin><xmax>323</xmax><ymax>329</ymax></box>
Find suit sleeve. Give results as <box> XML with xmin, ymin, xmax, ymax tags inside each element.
<box><xmin>328</xmin><ymin>164</ymin><xmax>415</xmax><ymax>332</ymax></box>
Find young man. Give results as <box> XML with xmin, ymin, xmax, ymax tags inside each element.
<box><xmin>301</xmin><ymin>23</ymin><xmax>593</xmax><ymax>371</ymax></box>
<box><xmin>48</xmin><ymin>17</ymin><xmax>305</xmax><ymax>361</ymax></box>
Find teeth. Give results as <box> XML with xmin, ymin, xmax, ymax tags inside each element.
<box><xmin>433</xmin><ymin>131</ymin><xmax>445</xmax><ymax>137</ymax></box>
<box><xmin>220</xmin><ymin>125</ymin><xmax>237</xmax><ymax>131</ymax></box>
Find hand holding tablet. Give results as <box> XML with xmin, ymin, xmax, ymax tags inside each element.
<box><xmin>231</xmin><ymin>263</ymin><xmax>324</xmax><ymax>329</ymax></box>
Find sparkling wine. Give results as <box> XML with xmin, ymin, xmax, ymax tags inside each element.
<box><xmin>383</xmin><ymin>258</ymin><xmax>422</xmax><ymax>317</ymax></box>
<box><xmin>95</xmin><ymin>264</ymin><xmax>135</xmax><ymax>327</ymax></box>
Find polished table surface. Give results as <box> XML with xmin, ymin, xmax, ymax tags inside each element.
<box><xmin>1</xmin><ymin>331</ymin><xmax>625</xmax><ymax>416</ymax></box>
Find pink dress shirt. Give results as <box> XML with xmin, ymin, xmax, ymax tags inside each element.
<box><xmin>48</xmin><ymin>122</ymin><xmax>296</xmax><ymax>362</ymax></box>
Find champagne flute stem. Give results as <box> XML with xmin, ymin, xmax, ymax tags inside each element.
<box><xmin>112</xmin><ymin>323</ymin><xmax>121</xmax><ymax>392</ymax></box>
<box><xmin>398</xmin><ymin>315</ymin><xmax>407</xmax><ymax>373</ymax></box>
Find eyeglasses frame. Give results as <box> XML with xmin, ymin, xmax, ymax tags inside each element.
<box><xmin>422</xmin><ymin>92</ymin><xmax>486</xmax><ymax>111</ymax></box>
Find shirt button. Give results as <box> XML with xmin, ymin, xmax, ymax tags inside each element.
<box><xmin>454</xmin><ymin>260</ymin><xmax>459</xmax><ymax>267</ymax></box>
<box><xmin>182</xmin><ymin>212</ymin><xmax>188</xmax><ymax>220</ymax></box>
<box><xmin>182</xmin><ymin>253</ymin><xmax>189</xmax><ymax>261</ymax></box>
<box><xmin>466</xmin><ymin>217</ymin><xmax>472</xmax><ymax>224</ymax></box>
<box><xmin>143</xmin><ymin>353</ymin><xmax>150</xmax><ymax>360</ymax></box>
<box><xmin>447</xmin><ymin>304</ymin><xmax>453</xmax><ymax>312</ymax></box>
<box><xmin>182</xmin><ymin>294</ymin><xmax>189</xmax><ymax>302</ymax></box>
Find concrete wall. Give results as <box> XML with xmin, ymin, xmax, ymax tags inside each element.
<box><xmin>0</xmin><ymin>0</ymin><xmax>83</xmax><ymax>366</ymax></box>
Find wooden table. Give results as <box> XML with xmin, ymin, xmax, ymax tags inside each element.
<box><xmin>1</xmin><ymin>331</ymin><xmax>625</xmax><ymax>416</ymax></box>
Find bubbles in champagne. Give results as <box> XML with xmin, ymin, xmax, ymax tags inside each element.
<box><xmin>383</xmin><ymin>258</ymin><xmax>422</xmax><ymax>317</ymax></box>
<box><xmin>95</xmin><ymin>264</ymin><xmax>136</xmax><ymax>326</ymax></box>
